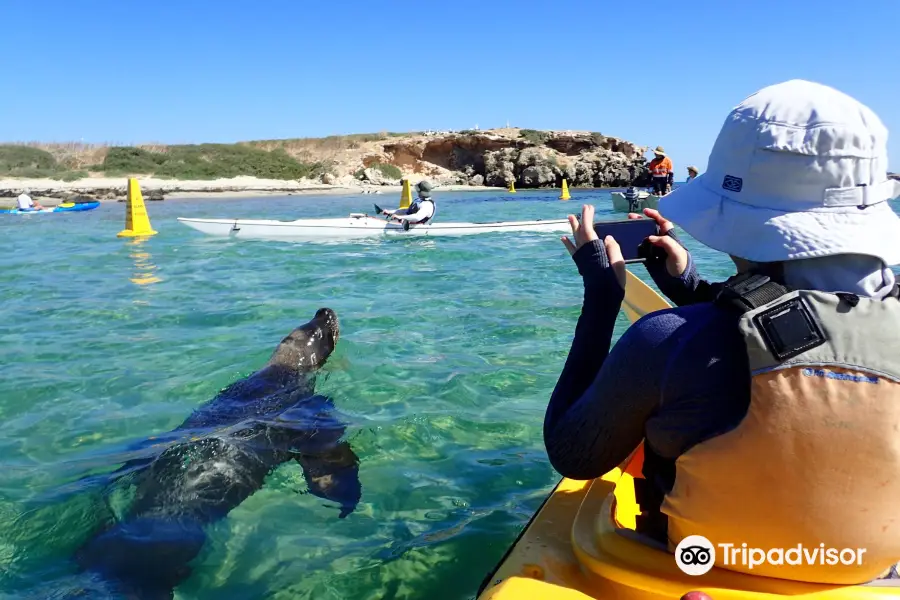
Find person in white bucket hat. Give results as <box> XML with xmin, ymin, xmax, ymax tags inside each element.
<box><xmin>545</xmin><ymin>80</ymin><xmax>900</xmax><ymax>584</ymax></box>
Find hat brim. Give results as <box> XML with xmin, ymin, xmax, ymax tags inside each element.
<box><xmin>658</xmin><ymin>174</ymin><xmax>900</xmax><ymax>265</ymax></box>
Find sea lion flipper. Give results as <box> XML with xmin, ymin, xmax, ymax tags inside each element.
<box><xmin>295</xmin><ymin>442</ymin><xmax>362</xmax><ymax>518</ymax></box>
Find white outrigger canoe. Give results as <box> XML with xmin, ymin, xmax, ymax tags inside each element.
<box><xmin>177</xmin><ymin>213</ymin><xmax>573</xmax><ymax>241</ymax></box>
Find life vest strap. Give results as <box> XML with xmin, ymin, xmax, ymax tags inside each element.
<box><xmin>714</xmin><ymin>272</ymin><xmax>830</xmax><ymax>361</ymax></box>
<box><xmin>714</xmin><ymin>272</ymin><xmax>791</xmax><ymax>315</ymax></box>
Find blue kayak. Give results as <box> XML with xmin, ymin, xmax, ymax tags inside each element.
<box><xmin>0</xmin><ymin>201</ymin><xmax>100</xmax><ymax>215</ymax></box>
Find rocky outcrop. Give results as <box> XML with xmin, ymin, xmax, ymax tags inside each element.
<box><xmin>361</xmin><ymin>167</ymin><xmax>400</xmax><ymax>186</ymax></box>
<box><xmin>378</xmin><ymin>128</ymin><xmax>648</xmax><ymax>189</ymax></box>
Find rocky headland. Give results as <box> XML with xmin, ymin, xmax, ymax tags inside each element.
<box><xmin>0</xmin><ymin>128</ymin><xmax>652</xmax><ymax>201</ymax></box>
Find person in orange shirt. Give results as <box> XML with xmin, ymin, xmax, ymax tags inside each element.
<box><xmin>648</xmin><ymin>146</ymin><xmax>674</xmax><ymax>195</ymax></box>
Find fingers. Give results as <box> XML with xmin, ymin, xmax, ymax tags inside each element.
<box><xmin>604</xmin><ymin>235</ymin><xmax>626</xmax><ymax>289</ymax></box>
<box><xmin>581</xmin><ymin>204</ymin><xmax>596</xmax><ymax>237</ymax></box>
<box><xmin>627</xmin><ymin>212</ymin><xmax>642</xmax><ymax>220</ymax></box>
<box><xmin>642</xmin><ymin>208</ymin><xmax>674</xmax><ymax>234</ymax></box>
<box><xmin>647</xmin><ymin>234</ymin><xmax>689</xmax><ymax>277</ymax></box>
<box><xmin>561</xmin><ymin>236</ymin><xmax>576</xmax><ymax>256</ymax></box>
<box><xmin>567</xmin><ymin>214</ymin><xmax>579</xmax><ymax>236</ymax></box>
<box><xmin>581</xmin><ymin>204</ymin><xmax>595</xmax><ymax>230</ymax></box>
<box><xmin>647</xmin><ymin>234</ymin><xmax>680</xmax><ymax>251</ymax></box>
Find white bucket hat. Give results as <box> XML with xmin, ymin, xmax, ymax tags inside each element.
<box><xmin>658</xmin><ymin>79</ymin><xmax>900</xmax><ymax>265</ymax></box>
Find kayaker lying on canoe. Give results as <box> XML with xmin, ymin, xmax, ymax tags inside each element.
<box><xmin>380</xmin><ymin>180</ymin><xmax>435</xmax><ymax>225</ymax></box>
<box><xmin>547</xmin><ymin>79</ymin><xmax>900</xmax><ymax>585</ymax></box>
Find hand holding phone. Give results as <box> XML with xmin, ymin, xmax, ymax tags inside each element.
<box><xmin>590</xmin><ymin>218</ymin><xmax>663</xmax><ymax>264</ymax></box>
<box><xmin>562</xmin><ymin>204</ymin><xmax>626</xmax><ymax>288</ymax></box>
<box><xmin>561</xmin><ymin>204</ymin><xmax>599</xmax><ymax>256</ymax></box>
<box><xmin>627</xmin><ymin>208</ymin><xmax>690</xmax><ymax>277</ymax></box>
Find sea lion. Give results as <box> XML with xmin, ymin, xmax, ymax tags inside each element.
<box><xmin>73</xmin><ymin>307</ymin><xmax>361</xmax><ymax>599</ymax></box>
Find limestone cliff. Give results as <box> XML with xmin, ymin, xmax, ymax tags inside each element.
<box><xmin>351</xmin><ymin>128</ymin><xmax>649</xmax><ymax>189</ymax></box>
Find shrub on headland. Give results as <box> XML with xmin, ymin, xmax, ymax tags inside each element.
<box><xmin>0</xmin><ymin>145</ymin><xmax>90</xmax><ymax>181</ymax></box>
<box><xmin>370</xmin><ymin>162</ymin><xmax>402</xmax><ymax>179</ymax></box>
<box><xmin>519</xmin><ymin>129</ymin><xmax>550</xmax><ymax>144</ymax></box>
<box><xmin>100</xmin><ymin>144</ymin><xmax>328</xmax><ymax>180</ymax></box>
<box><xmin>0</xmin><ymin>143</ymin><xmax>330</xmax><ymax>182</ymax></box>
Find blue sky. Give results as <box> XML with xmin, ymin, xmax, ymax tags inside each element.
<box><xmin>2</xmin><ymin>0</ymin><xmax>898</xmax><ymax>175</ymax></box>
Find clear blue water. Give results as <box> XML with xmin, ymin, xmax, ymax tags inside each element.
<box><xmin>0</xmin><ymin>189</ymin><xmax>891</xmax><ymax>599</ymax></box>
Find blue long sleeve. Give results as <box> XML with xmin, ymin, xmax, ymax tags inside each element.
<box><xmin>543</xmin><ymin>240</ymin><xmax>625</xmax><ymax>441</ymax></box>
<box><xmin>543</xmin><ymin>243</ymin><xmax>752</xmax><ymax>485</ymax></box>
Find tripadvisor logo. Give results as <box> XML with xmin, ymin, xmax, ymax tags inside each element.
<box><xmin>674</xmin><ymin>535</ymin><xmax>867</xmax><ymax>576</ymax></box>
<box><xmin>675</xmin><ymin>535</ymin><xmax>716</xmax><ymax>575</ymax></box>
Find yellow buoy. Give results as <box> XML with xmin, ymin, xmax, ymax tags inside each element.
<box><xmin>117</xmin><ymin>178</ymin><xmax>158</xmax><ymax>237</ymax></box>
<box><xmin>399</xmin><ymin>178</ymin><xmax>412</xmax><ymax>209</ymax></box>
<box><xmin>508</xmin><ymin>180</ymin><xmax>516</xmax><ymax>193</ymax></box>
<box><xmin>559</xmin><ymin>179</ymin><xmax>571</xmax><ymax>200</ymax></box>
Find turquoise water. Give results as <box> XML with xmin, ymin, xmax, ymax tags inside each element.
<box><xmin>0</xmin><ymin>189</ymin><xmax>880</xmax><ymax>599</ymax></box>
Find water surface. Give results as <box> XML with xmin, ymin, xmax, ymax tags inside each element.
<box><xmin>0</xmin><ymin>188</ymin><xmax>875</xmax><ymax>599</ymax></box>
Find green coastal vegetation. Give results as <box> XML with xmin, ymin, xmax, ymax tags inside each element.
<box><xmin>0</xmin><ymin>131</ymin><xmax>420</xmax><ymax>181</ymax></box>
<box><xmin>0</xmin><ymin>143</ymin><xmax>330</xmax><ymax>181</ymax></box>
<box><xmin>0</xmin><ymin>146</ymin><xmax>90</xmax><ymax>181</ymax></box>
<box><xmin>0</xmin><ymin>128</ymin><xmax>620</xmax><ymax>183</ymax></box>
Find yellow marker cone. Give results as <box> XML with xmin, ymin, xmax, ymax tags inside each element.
<box><xmin>559</xmin><ymin>178</ymin><xmax>571</xmax><ymax>200</ymax></box>
<box><xmin>508</xmin><ymin>180</ymin><xmax>516</xmax><ymax>193</ymax></box>
<box><xmin>399</xmin><ymin>178</ymin><xmax>412</xmax><ymax>209</ymax></box>
<box><xmin>117</xmin><ymin>178</ymin><xmax>158</xmax><ymax>237</ymax></box>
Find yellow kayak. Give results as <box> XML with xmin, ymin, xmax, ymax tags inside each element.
<box><xmin>476</xmin><ymin>271</ymin><xmax>900</xmax><ymax>600</ymax></box>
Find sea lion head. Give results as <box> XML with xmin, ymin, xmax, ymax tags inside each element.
<box><xmin>268</xmin><ymin>308</ymin><xmax>340</xmax><ymax>372</ymax></box>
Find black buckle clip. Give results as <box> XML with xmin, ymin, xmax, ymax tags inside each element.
<box><xmin>753</xmin><ymin>296</ymin><xmax>826</xmax><ymax>361</ymax></box>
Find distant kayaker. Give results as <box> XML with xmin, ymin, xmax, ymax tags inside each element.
<box><xmin>547</xmin><ymin>80</ymin><xmax>900</xmax><ymax>584</ymax></box>
<box><xmin>16</xmin><ymin>192</ymin><xmax>44</xmax><ymax>211</ymax></box>
<box><xmin>686</xmin><ymin>165</ymin><xmax>698</xmax><ymax>183</ymax></box>
<box><xmin>380</xmin><ymin>180</ymin><xmax>435</xmax><ymax>226</ymax></box>
<box><xmin>648</xmin><ymin>146</ymin><xmax>673</xmax><ymax>196</ymax></box>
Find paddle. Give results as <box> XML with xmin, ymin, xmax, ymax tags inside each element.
<box><xmin>374</xmin><ymin>203</ymin><xmax>415</xmax><ymax>231</ymax></box>
<box><xmin>622</xmin><ymin>269</ymin><xmax>672</xmax><ymax>321</ymax></box>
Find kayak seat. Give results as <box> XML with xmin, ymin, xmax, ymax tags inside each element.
<box><xmin>613</xmin><ymin>527</ymin><xmax>669</xmax><ymax>553</ymax></box>
<box><xmin>565</xmin><ymin>442</ymin><xmax>900</xmax><ymax>598</ymax></box>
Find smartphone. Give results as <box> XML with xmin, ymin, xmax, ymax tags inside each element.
<box><xmin>590</xmin><ymin>219</ymin><xmax>662</xmax><ymax>263</ymax></box>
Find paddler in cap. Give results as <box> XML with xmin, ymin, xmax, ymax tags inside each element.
<box><xmin>547</xmin><ymin>79</ymin><xmax>900</xmax><ymax>584</ymax></box>
<box><xmin>380</xmin><ymin>180</ymin><xmax>436</xmax><ymax>228</ymax></box>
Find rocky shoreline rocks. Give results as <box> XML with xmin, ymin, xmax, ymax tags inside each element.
<box><xmin>365</xmin><ymin>128</ymin><xmax>650</xmax><ymax>189</ymax></box>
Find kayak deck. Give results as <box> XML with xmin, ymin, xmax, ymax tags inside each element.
<box><xmin>0</xmin><ymin>201</ymin><xmax>100</xmax><ymax>214</ymax></box>
<box><xmin>477</xmin><ymin>445</ymin><xmax>900</xmax><ymax>599</ymax></box>
<box><xmin>177</xmin><ymin>214</ymin><xmax>573</xmax><ymax>240</ymax></box>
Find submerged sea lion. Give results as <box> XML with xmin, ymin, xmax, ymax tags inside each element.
<box><xmin>73</xmin><ymin>307</ymin><xmax>361</xmax><ymax>599</ymax></box>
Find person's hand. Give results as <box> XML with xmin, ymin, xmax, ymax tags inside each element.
<box><xmin>561</xmin><ymin>204</ymin><xmax>598</xmax><ymax>255</ymax></box>
<box><xmin>626</xmin><ymin>208</ymin><xmax>689</xmax><ymax>277</ymax></box>
<box><xmin>562</xmin><ymin>204</ymin><xmax>625</xmax><ymax>289</ymax></box>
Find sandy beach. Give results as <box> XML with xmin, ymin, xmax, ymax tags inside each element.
<box><xmin>0</xmin><ymin>175</ymin><xmax>498</xmax><ymax>203</ymax></box>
